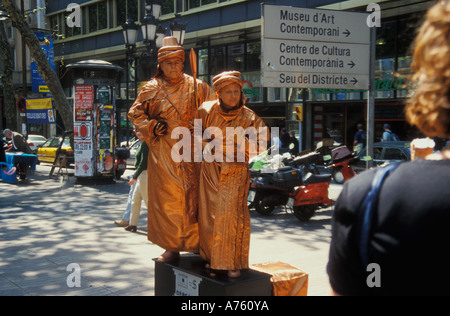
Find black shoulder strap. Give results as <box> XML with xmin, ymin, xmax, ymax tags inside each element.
<box><xmin>357</xmin><ymin>163</ymin><xmax>400</xmax><ymax>267</ymax></box>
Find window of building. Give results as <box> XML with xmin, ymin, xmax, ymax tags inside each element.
<box><xmin>198</xmin><ymin>49</ymin><xmax>208</xmax><ymax>76</ymax></box>
<box><xmin>162</xmin><ymin>0</ymin><xmax>175</xmax><ymax>15</ymax></box>
<box><xmin>209</xmin><ymin>46</ymin><xmax>226</xmax><ymax>77</ymax></box>
<box><xmin>228</xmin><ymin>44</ymin><xmax>244</xmax><ymax>71</ymax></box>
<box><xmin>242</xmin><ymin>71</ymin><xmax>262</xmax><ymax>103</ymax></box>
<box><xmin>64</xmin><ymin>10</ymin><xmax>81</xmax><ymax>38</ymax></box>
<box><xmin>117</xmin><ymin>0</ymin><xmax>139</xmax><ymax>26</ymax></box>
<box><xmin>185</xmin><ymin>0</ymin><xmax>218</xmax><ymax>10</ymax></box>
<box><xmin>88</xmin><ymin>1</ymin><xmax>108</xmax><ymax>33</ymax></box>
<box><xmin>246</xmin><ymin>42</ymin><xmax>260</xmax><ymax>71</ymax></box>
<box><xmin>49</xmin><ymin>15</ymin><xmax>59</xmax><ymax>35</ymax></box>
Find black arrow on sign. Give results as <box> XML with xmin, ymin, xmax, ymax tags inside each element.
<box><xmin>347</xmin><ymin>61</ymin><xmax>355</xmax><ymax>68</ymax></box>
<box><xmin>343</xmin><ymin>29</ymin><xmax>351</xmax><ymax>37</ymax></box>
<box><xmin>350</xmin><ymin>78</ymin><xmax>358</xmax><ymax>85</ymax></box>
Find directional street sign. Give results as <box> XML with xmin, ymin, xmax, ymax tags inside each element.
<box><xmin>263</xmin><ymin>39</ymin><xmax>370</xmax><ymax>75</ymax></box>
<box><xmin>262</xmin><ymin>4</ymin><xmax>371</xmax><ymax>90</ymax></box>
<box><xmin>263</xmin><ymin>5</ymin><xmax>370</xmax><ymax>44</ymax></box>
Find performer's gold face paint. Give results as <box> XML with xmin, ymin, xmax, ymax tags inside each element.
<box><xmin>160</xmin><ymin>58</ymin><xmax>184</xmax><ymax>82</ymax></box>
<box><xmin>218</xmin><ymin>83</ymin><xmax>241</xmax><ymax>110</ymax></box>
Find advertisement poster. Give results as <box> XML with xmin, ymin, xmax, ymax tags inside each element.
<box><xmin>74</xmin><ymin>85</ymin><xmax>94</xmax><ymax>121</ymax></box>
<box><xmin>74</xmin><ymin>121</ymin><xmax>93</xmax><ymax>177</ymax></box>
<box><xmin>31</xmin><ymin>31</ymin><xmax>55</xmax><ymax>94</ymax></box>
<box><xmin>25</xmin><ymin>98</ymin><xmax>55</xmax><ymax>124</ymax></box>
<box><xmin>96</xmin><ymin>103</ymin><xmax>114</xmax><ymax>174</ymax></box>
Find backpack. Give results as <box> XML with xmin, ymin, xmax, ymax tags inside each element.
<box><xmin>357</xmin><ymin>163</ymin><xmax>400</xmax><ymax>267</ymax></box>
<box><xmin>387</xmin><ymin>130</ymin><xmax>400</xmax><ymax>142</ymax></box>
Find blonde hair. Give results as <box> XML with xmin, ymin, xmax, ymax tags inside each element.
<box><xmin>406</xmin><ymin>1</ymin><xmax>450</xmax><ymax>138</ymax></box>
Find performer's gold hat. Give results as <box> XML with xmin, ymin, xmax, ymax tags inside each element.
<box><xmin>212</xmin><ymin>71</ymin><xmax>243</xmax><ymax>92</ymax></box>
<box><xmin>158</xmin><ymin>36</ymin><xmax>185</xmax><ymax>63</ymax></box>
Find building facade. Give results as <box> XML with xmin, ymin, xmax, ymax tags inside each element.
<box><xmin>2</xmin><ymin>0</ymin><xmax>437</xmax><ymax>148</ymax></box>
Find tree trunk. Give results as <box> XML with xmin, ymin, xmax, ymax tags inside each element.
<box><xmin>2</xmin><ymin>0</ymin><xmax>73</xmax><ymax>145</ymax></box>
<box><xmin>0</xmin><ymin>20</ymin><xmax>17</xmax><ymax>130</ymax></box>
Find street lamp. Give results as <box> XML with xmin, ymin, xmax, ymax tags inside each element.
<box><xmin>122</xmin><ymin>18</ymin><xmax>139</xmax><ymax>49</ymax></box>
<box><xmin>146</xmin><ymin>0</ymin><xmax>162</xmax><ymax>20</ymax></box>
<box><xmin>122</xmin><ymin>18</ymin><xmax>138</xmax><ymax>146</ymax></box>
<box><xmin>142</xmin><ymin>1</ymin><xmax>165</xmax><ymax>48</ymax></box>
<box><xmin>141</xmin><ymin>13</ymin><xmax>157</xmax><ymax>46</ymax></box>
<box><xmin>155</xmin><ymin>25</ymin><xmax>167</xmax><ymax>48</ymax></box>
<box><xmin>170</xmin><ymin>14</ymin><xmax>186</xmax><ymax>46</ymax></box>
<box><xmin>0</xmin><ymin>5</ymin><xmax>9</xmax><ymax>21</ymax></box>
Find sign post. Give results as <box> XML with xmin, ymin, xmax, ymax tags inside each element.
<box><xmin>366</xmin><ymin>26</ymin><xmax>376</xmax><ymax>168</ymax></box>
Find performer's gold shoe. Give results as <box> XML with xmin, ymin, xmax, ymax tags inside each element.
<box><xmin>228</xmin><ymin>270</ymin><xmax>241</xmax><ymax>278</ymax></box>
<box><xmin>157</xmin><ymin>251</ymin><xmax>180</xmax><ymax>262</ymax></box>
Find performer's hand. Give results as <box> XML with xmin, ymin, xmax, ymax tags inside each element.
<box><xmin>153</xmin><ymin>120</ymin><xmax>168</xmax><ymax>136</ymax></box>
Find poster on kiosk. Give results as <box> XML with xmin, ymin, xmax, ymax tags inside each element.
<box><xmin>73</xmin><ymin>84</ymin><xmax>116</xmax><ymax>179</ymax></box>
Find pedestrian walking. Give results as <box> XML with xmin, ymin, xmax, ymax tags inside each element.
<box><xmin>114</xmin><ymin>129</ymin><xmax>149</xmax><ymax>232</ymax></box>
<box><xmin>280</xmin><ymin>128</ymin><xmax>290</xmax><ymax>149</ymax></box>
<box><xmin>195</xmin><ymin>71</ymin><xmax>268</xmax><ymax>278</ymax></box>
<box><xmin>128</xmin><ymin>36</ymin><xmax>215</xmax><ymax>263</ymax></box>
<box><xmin>381</xmin><ymin>123</ymin><xmax>399</xmax><ymax>142</ymax></box>
<box><xmin>125</xmin><ymin>129</ymin><xmax>149</xmax><ymax>232</ymax></box>
<box><xmin>327</xmin><ymin>1</ymin><xmax>450</xmax><ymax>295</ymax></box>
<box><xmin>113</xmin><ymin>180</ymin><xmax>136</xmax><ymax>227</ymax></box>
<box><xmin>353</xmin><ymin>123</ymin><xmax>366</xmax><ymax>152</ymax></box>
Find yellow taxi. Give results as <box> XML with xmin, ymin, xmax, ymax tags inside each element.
<box><xmin>37</xmin><ymin>137</ymin><xmax>74</xmax><ymax>165</ymax></box>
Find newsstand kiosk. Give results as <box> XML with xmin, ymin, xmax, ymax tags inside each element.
<box><xmin>66</xmin><ymin>60</ymin><xmax>122</xmax><ymax>182</ymax></box>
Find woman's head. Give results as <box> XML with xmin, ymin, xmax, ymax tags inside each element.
<box><xmin>406</xmin><ymin>1</ymin><xmax>450</xmax><ymax>138</ymax></box>
<box><xmin>212</xmin><ymin>71</ymin><xmax>244</xmax><ymax>110</ymax></box>
<box><xmin>155</xmin><ymin>36</ymin><xmax>185</xmax><ymax>81</ymax></box>
<box><xmin>134</xmin><ymin>127</ymin><xmax>143</xmax><ymax>140</ymax></box>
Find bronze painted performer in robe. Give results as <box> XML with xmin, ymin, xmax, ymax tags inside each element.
<box><xmin>128</xmin><ymin>37</ymin><xmax>215</xmax><ymax>262</ymax></box>
<box><xmin>196</xmin><ymin>71</ymin><xmax>268</xmax><ymax>278</ymax></box>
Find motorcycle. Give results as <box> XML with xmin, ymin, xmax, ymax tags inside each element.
<box><xmin>115</xmin><ymin>147</ymin><xmax>130</xmax><ymax>180</ymax></box>
<box><xmin>248</xmin><ymin>152</ymin><xmax>335</xmax><ymax>222</ymax></box>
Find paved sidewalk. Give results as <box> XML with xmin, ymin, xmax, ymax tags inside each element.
<box><xmin>0</xmin><ymin>165</ymin><xmax>341</xmax><ymax>296</ymax></box>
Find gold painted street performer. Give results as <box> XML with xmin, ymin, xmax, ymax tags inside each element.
<box><xmin>195</xmin><ymin>71</ymin><xmax>269</xmax><ymax>278</ymax></box>
<box><xmin>128</xmin><ymin>37</ymin><xmax>215</xmax><ymax>262</ymax></box>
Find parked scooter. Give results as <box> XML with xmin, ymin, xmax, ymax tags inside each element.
<box><xmin>324</xmin><ymin>146</ymin><xmax>356</xmax><ymax>184</ymax></box>
<box><xmin>115</xmin><ymin>147</ymin><xmax>130</xmax><ymax>180</ymax></box>
<box><xmin>249</xmin><ymin>152</ymin><xmax>334</xmax><ymax>221</ymax></box>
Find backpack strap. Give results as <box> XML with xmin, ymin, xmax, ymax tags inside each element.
<box><xmin>357</xmin><ymin>163</ymin><xmax>400</xmax><ymax>267</ymax></box>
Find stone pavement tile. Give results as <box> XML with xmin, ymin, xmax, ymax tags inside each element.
<box><xmin>0</xmin><ymin>276</ymin><xmax>27</xmax><ymax>296</ymax></box>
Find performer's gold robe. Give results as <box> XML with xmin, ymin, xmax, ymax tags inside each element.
<box><xmin>195</xmin><ymin>100</ymin><xmax>268</xmax><ymax>270</ymax></box>
<box><xmin>128</xmin><ymin>74</ymin><xmax>215</xmax><ymax>252</ymax></box>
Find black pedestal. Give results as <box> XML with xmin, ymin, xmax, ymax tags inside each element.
<box><xmin>154</xmin><ymin>254</ymin><xmax>272</xmax><ymax>296</ymax></box>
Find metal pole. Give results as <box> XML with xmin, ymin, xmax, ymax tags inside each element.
<box><xmin>366</xmin><ymin>26</ymin><xmax>376</xmax><ymax>169</ymax></box>
<box><xmin>126</xmin><ymin>50</ymin><xmax>130</xmax><ymax>147</ymax></box>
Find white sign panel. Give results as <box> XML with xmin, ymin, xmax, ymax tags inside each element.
<box><xmin>263</xmin><ymin>38</ymin><xmax>370</xmax><ymax>75</ymax></box>
<box><xmin>262</xmin><ymin>4</ymin><xmax>370</xmax><ymax>90</ymax></box>
<box><xmin>173</xmin><ymin>268</ymin><xmax>202</xmax><ymax>296</ymax></box>
<box><xmin>262</xmin><ymin>71</ymin><xmax>369</xmax><ymax>90</ymax></box>
<box><xmin>74</xmin><ymin>121</ymin><xmax>94</xmax><ymax>177</ymax></box>
<box><xmin>263</xmin><ymin>5</ymin><xmax>370</xmax><ymax>44</ymax></box>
